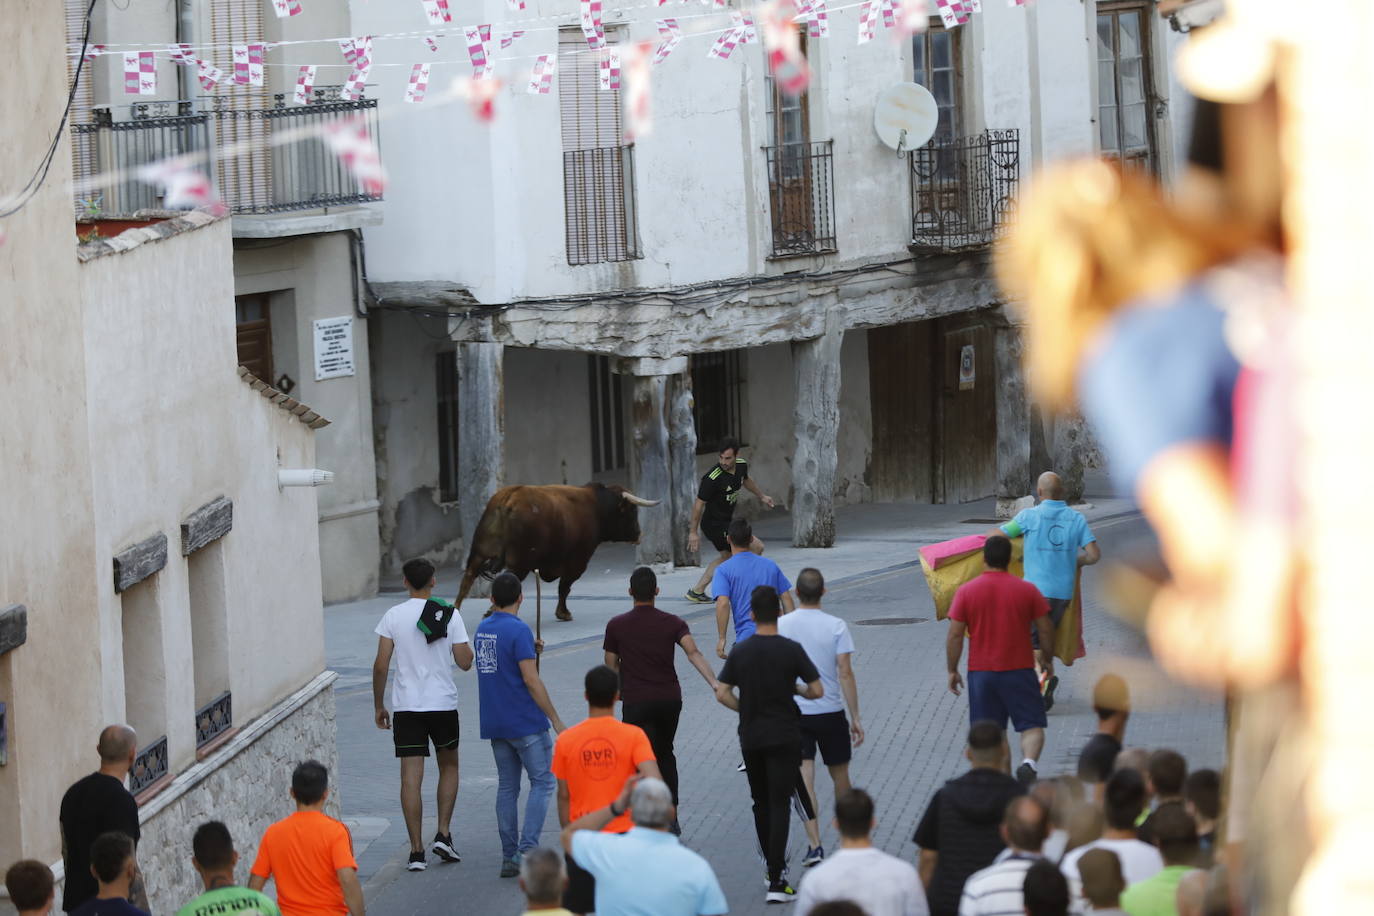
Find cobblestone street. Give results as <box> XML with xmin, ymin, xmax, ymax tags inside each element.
<box><xmin>327</xmin><ymin>498</ymin><xmax>1225</xmax><ymax>915</ymax></box>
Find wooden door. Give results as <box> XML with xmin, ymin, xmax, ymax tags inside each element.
<box><xmin>938</xmin><ymin>319</ymin><xmax>996</xmax><ymax>502</ymax></box>
<box><xmin>868</xmin><ymin>321</ymin><xmax>935</xmax><ymax>501</ymax></box>
<box><xmin>235</xmin><ymin>294</ymin><xmax>273</xmax><ymax>382</ymax></box>
<box><xmin>1096</xmin><ymin>2</ymin><xmax>1159</xmax><ymax>174</ymax></box>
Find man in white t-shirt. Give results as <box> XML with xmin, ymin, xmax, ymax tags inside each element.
<box><xmin>1059</xmin><ymin>768</ymin><xmax>1163</xmax><ymax>914</ymax></box>
<box><xmin>797</xmin><ymin>789</ymin><xmax>926</xmax><ymax>916</ymax></box>
<box><xmin>372</xmin><ymin>558</ymin><xmax>475</xmax><ymax>872</ymax></box>
<box><xmin>777</xmin><ymin>568</ymin><xmax>864</xmax><ymax>867</ymax></box>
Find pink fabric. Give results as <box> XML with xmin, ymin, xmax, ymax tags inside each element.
<box><xmin>919</xmin><ymin>534</ymin><xmax>985</xmax><ymax>569</ymax></box>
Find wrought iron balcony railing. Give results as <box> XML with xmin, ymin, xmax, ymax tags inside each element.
<box><xmin>563</xmin><ymin>145</ymin><xmax>643</xmax><ymax>267</ymax></box>
<box><xmin>910</xmin><ymin>129</ymin><xmax>1019</xmax><ymax>250</ymax></box>
<box><xmin>70</xmin><ymin>88</ymin><xmax>382</xmax><ymax>219</ymax></box>
<box><xmin>764</xmin><ymin>140</ymin><xmax>837</xmax><ymax>258</ymax></box>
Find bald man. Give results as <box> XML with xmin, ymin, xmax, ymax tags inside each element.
<box><xmin>60</xmin><ymin>726</ymin><xmax>147</xmax><ymax>913</ymax></box>
<box><xmin>989</xmin><ymin>472</ymin><xmax>1099</xmax><ymax>711</ymax></box>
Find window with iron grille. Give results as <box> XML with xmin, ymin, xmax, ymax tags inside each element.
<box><xmin>763</xmin><ymin>37</ymin><xmax>836</xmax><ymax>257</ymax></box>
<box><xmin>1096</xmin><ymin>2</ymin><xmax>1158</xmax><ymax>174</ymax></box>
<box><xmin>437</xmin><ymin>351</ymin><xmax>460</xmax><ymax>502</ymax></box>
<box><xmin>588</xmin><ymin>356</ymin><xmax>627</xmax><ymax>473</ymax></box>
<box><xmin>691</xmin><ymin>351</ymin><xmax>745</xmax><ymax>454</ymax></box>
<box><xmin>559</xmin><ymin>29</ymin><xmax>642</xmax><ymax>266</ymax></box>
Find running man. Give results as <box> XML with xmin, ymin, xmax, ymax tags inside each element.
<box><xmin>685</xmin><ymin>437</ymin><xmax>775</xmax><ymax>603</ymax></box>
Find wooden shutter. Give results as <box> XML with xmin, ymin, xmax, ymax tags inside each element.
<box><xmin>65</xmin><ymin>0</ymin><xmax>95</xmax><ymax>125</ymax></box>
<box><xmin>558</xmin><ymin>28</ymin><xmax>624</xmax><ymax>151</ymax></box>
<box><xmin>211</xmin><ymin>0</ymin><xmax>273</xmax><ymax>212</ymax></box>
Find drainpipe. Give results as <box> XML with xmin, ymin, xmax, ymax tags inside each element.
<box><xmin>178</xmin><ymin>0</ymin><xmax>197</xmax><ymax>106</ymax></box>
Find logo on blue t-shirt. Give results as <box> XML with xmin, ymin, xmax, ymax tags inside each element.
<box><xmin>474</xmin><ymin>633</ymin><xmax>498</xmax><ymax>674</ymax></box>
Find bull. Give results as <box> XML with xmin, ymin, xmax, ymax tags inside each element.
<box><xmin>454</xmin><ymin>483</ymin><xmax>661</xmax><ymax>622</ymax></box>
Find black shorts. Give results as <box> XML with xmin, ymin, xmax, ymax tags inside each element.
<box><xmin>563</xmin><ymin>852</ymin><xmax>596</xmax><ymax>913</ymax></box>
<box><xmin>700</xmin><ymin>518</ymin><xmax>731</xmax><ymax>553</ymax></box>
<box><xmin>799</xmin><ymin>711</ymin><xmax>852</xmax><ymax>766</ymax></box>
<box><xmin>1031</xmin><ymin>597</ymin><xmax>1071</xmax><ymax>650</ymax></box>
<box><xmin>392</xmin><ymin>710</ymin><xmax>459</xmax><ymax>758</ymax></box>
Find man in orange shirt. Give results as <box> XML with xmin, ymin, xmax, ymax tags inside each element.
<box><xmin>248</xmin><ymin>761</ymin><xmax>364</xmax><ymax>916</ymax></box>
<box><xmin>552</xmin><ymin>665</ymin><xmax>661</xmax><ymax>916</ymax></box>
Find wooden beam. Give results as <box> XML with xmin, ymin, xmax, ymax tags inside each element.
<box><xmin>0</xmin><ymin>604</ymin><xmax>26</xmax><ymax>656</ymax></box>
<box><xmin>113</xmin><ymin>533</ymin><xmax>168</xmax><ymax>594</ymax></box>
<box><xmin>181</xmin><ymin>496</ymin><xmax>233</xmax><ymax>556</ymax></box>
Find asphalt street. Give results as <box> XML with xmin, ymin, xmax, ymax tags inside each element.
<box><xmin>327</xmin><ymin>507</ymin><xmax>1225</xmax><ymax>915</ymax></box>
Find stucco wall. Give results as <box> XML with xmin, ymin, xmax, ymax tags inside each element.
<box><xmin>0</xmin><ymin>0</ymin><xmax>104</xmax><ymax>871</ymax></box>
<box><xmin>234</xmin><ymin>234</ymin><xmax>381</xmax><ymax>602</ymax></box>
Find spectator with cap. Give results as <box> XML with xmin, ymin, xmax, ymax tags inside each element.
<box><xmin>913</xmin><ymin>721</ymin><xmax>1027</xmax><ymax>916</ymax></box>
<box><xmin>1061</xmin><ymin>769</ymin><xmax>1162</xmax><ymax>915</ymax></box>
<box><xmin>1138</xmin><ymin>752</ymin><xmax>1187</xmax><ymax>844</ymax></box>
<box><xmin>958</xmin><ymin>797</ymin><xmax>1050</xmax><ymax>916</ymax></box>
<box><xmin>797</xmin><ymin>789</ymin><xmax>927</xmax><ymax>916</ymax></box>
<box><xmin>1182</xmin><ymin>771</ymin><xmax>1220</xmax><ymax>867</ymax></box>
<box><xmin>1119</xmin><ymin>806</ymin><xmax>1200</xmax><ymax>916</ymax></box>
<box><xmin>518</xmin><ymin>847</ymin><xmax>574</xmax><ymax>916</ymax></box>
<box><xmin>68</xmin><ymin>833</ymin><xmax>147</xmax><ymax>916</ymax></box>
<box><xmin>1077</xmin><ymin>677</ymin><xmax>1130</xmax><ymax>794</ymax></box>
<box><xmin>1023</xmin><ymin>861</ymin><xmax>1071</xmax><ymax>916</ymax></box>
<box><xmin>1076</xmin><ymin>849</ymin><xmax>1128</xmax><ymax>915</ymax></box>
<box><xmin>5</xmin><ymin>860</ymin><xmax>55</xmax><ymax>916</ymax></box>
<box><xmin>561</xmin><ymin>776</ymin><xmax>726</xmax><ymax>916</ymax></box>
<box><xmin>176</xmin><ymin>821</ymin><xmax>280</xmax><ymax>916</ymax></box>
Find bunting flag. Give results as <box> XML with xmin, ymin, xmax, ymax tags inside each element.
<box><xmin>83</xmin><ymin>44</ymin><xmax>106</xmax><ymax>63</ymax></box>
<box><xmin>599</xmin><ymin>48</ymin><xmax>622</xmax><ymax>91</ymax></box>
<box><xmin>507</xmin><ymin>0</ymin><xmax>526</xmax><ymax>9</ymax></box>
<box><xmin>420</xmin><ymin>0</ymin><xmax>451</xmax><ymax>24</ymax></box>
<box><xmin>528</xmin><ymin>54</ymin><xmax>556</xmax><ymax>94</ymax></box>
<box><xmin>272</xmin><ymin>0</ymin><xmax>304</xmax><ymax>17</ymax></box>
<box><xmin>339</xmin><ymin>36</ymin><xmax>370</xmax><ymax>65</ymax></box>
<box><xmin>341</xmin><ymin>38</ymin><xmax>373</xmax><ymax>100</ymax></box>
<box><xmin>580</xmin><ymin>0</ymin><xmax>605</xmax><ymax>50</ymax></box>
<box><xmin>499</xmin><ymin>30</ymin><xmax>527</xmax><ymax>50</ymax></box>
<box><xmin>652</xmin><ymin>19</ymin><xmax>682</xmax><ymax>65</ymax></box>
<box><xmin>123</xmin><ymin>51</ymin><xmax>156</xmax><ymax>95</ymax></box>
<box><xmin>935</xmin><ymin>0</ymin><xmax>969</xmax><ymax>27</ymax></box>
<box><xmin>707</xmin><ymin>26</ymin><xmax>742</xmax><ymax>60</ymax></box>
<box><xmin>138</xmin><ymin>160</ymin><xmax>225</xmax><ymax>214</ymax></box>
<box><xmin>857</xmin><ymin>0</ymin><xmax>881</xmax><ymax>44</ymax></box>
<box><xmin>293</xmin><ymin>64</ymin><xmax>317</xmax><ymax>104</ymax></box>
<box><xmin>796</xmin><ymin>0</ymin><xmax>829</xmax><ymax>38</ymax></box>
<box><xmin>325</xmin><ymin>118</ymin><xmax>387</xmax><ymax>194</ymax></box>
<box><xmin>425</xmin><ymin>35</ymin><xmax>440</xmax><ymax>51</ymax></box>
<box><xmin>168</xmin><ymin>43</ymin><xmax>196</xmax><ymax>66</ymax></box>
<box><xmin>233</xmin><ymin>43</ymin><xmax>265</xmax><ymax>86</ymax></box>
<box><xmin>761</xmin><ymin>0</ymin><xmax>810</xmax><ymax>96</ymax></box>
<box><xmin>458</xmin><ymin>76</ymin><xmax>502</xmax><ymax>122</ymax></box>
<box><xmin>623</xmin><ymin>41</ymin><xmax>653</xmax><ymax>140</ymax></box>
<box><xmin>736</xmin><ymin>11</ymin><xmax>759</xmax><ymax>44</ymax></box>
<box><xmin>197</xmin><ymin>60</ymin><xmax>225</xmax><ymax>91</ymax></box>
<box><xmin>465</xmin><ymin>25</ymin><xmax>494</xmax><ymax>79</ymax></box>
<box><xmin>405</xmin><ymin>63</ymin><xmax>431</xmax><ymax>102</ymax></box>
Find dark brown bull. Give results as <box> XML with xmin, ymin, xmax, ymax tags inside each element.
<box><xmin>454</xmin><ymin>483</ymin><xmax>660</xmax><ymax>622</ymax></box>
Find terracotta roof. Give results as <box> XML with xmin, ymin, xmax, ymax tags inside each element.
<box><xmin>237</xmin><ymin>366</ymin><xmax>331</xmax><ymax>429</ymax></box>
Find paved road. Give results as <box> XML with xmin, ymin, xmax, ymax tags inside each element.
<box><xmin>331</xmin><ymin>511</ymin><xmax>1225</xmax><ymax>915</ymax></box>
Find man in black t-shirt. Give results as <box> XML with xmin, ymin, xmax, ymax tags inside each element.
<box><xmin>1077</xmin><ymin>675</ymin><xmax>1130</xmax><ymax>794</ymax></box>
<box><xmin>715</xmin><ymin>585</ymin><xmax>822</xmax><ymax>905</ymax></box>
<box><xmin>60</xmin><ymin>726</ymin><xmax>145</xmax><ymax>913</ymax></box>
<box><xmin>685</xmin><ymin>437</ymin><xmax>775</xmax><ymax>603</ymax></box>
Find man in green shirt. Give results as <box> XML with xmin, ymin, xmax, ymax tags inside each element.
<box><xmin>1121</xmin><ymin>806</ymin><xmax>1200</xmax><ymax>916</ymax></box>
<box><xmin>176</xmin><ymin>822</ymin><xmax>281</xmax><ymax>916</ymax></box>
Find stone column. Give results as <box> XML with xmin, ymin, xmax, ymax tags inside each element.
<box><xmin>621</xmin><ymin>357</ymin><xmax>684</xmax><ymax>568</ymax></box>
<box><xmin>457</xmin><ymin>343</ymin><xmax>505</xmax><ymax>563</ymax></box>
<box><xmin>791</xmin><ymin>319</ymin><xmax>843</xmax><ymax>548</ymax></box>
<box><xmin>993</xmin><ymin>321</ymin><xmax>1032</xmax><ymax>518</ymax></box>
<box><xmin>668</xmin><ymin>372</ymin><xmax>699</xmax><ymax>567</ymax></box>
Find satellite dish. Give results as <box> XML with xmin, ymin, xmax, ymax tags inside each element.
<box><xmin>873</xmin><ymin>83</ymin><xmax>938</xmax><ymax>154</ymax></box>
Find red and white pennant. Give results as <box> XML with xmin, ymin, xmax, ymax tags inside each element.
<box><xmin>233</xmin><ymin>43</ymin><xmax>265</xmax><ymax>86</ymax></box>
<box><xmin>528</xmin><ymin>55</ymin><xmax>556</xmax><ymax>95</ymax></box>
<box><xmin>420</xmin><ymin>0</ymin><xmax>451</xmax><ymax>24</ymax></box>
<box><xmin>600</xmin><ymin>49</ymin><xmax>622</xmax><ymax>91</ymax></box>
<box><xmin>580</xmin><ymin>0</ymin><xmax>605</xmax><ymax>50</ymax></box>
<box><xmin>272</xmin><ymin>0</ymin><xmax>304</xmax><ymax>17</ymax></box>
<box><xmin>123</xmin><ymin>51</ymin><xmax>156</xmax><ymax>95</ymax></box>
<box><xmin>325</xmin><ymin>117</ymin><xmax>387</xmax><ymax>195</ymax></box>
<box><xmin>293</xmin><ymin>65</ymin><xmax>317</xmax><ymax>104</ymax></box>
<box><xmin>465</xmin><ymin>25</ymin><xmax>494</xmax><ymax>79</ymax></box>
<box><xmin>652</xmin><ymin>19</ymin><xmax>682</xmax><ymax>65</ymax></box>
<box><xmin>405</xmin><ymin>63</ymin><xmax>431</xmax><ymax>102</ymax></box>
<box><xmin>340</xmin><ymin>37</ymin><xmax>373</xmax><ymax>100</ymax></box>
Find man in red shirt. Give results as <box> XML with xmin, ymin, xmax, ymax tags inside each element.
<box><xmin>945</xmin><ymin>535</ymin><xmax>1053</xmax><ymax>787</ymax></box>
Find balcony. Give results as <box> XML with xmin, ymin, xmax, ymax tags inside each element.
<box><xmin>563</xmin><ymin>145</ymin><xmax>643</xmax><ymax>267</ymax></box>
<box><xmin>71</xmin><ymin>89</ymin><xmax>382</xmax><ymax>222</ymax></box>
<box><xmin>764</xmin><ymin>141</ymin><xmax>837</xmax><ymax>258</ymax></box>
<box><xmin>910</xmin><ymin>129</ymin><xmax>1019</xmax><ymax>251</ymax></box>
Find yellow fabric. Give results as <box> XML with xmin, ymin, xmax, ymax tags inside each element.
<box><xmin>921</xmin><ymin>539</ymin><xmax>1084</xmax><ymax>665</ymax></box>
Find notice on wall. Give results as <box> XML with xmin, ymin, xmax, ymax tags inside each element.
<box><xmin>958</xmin><ymin>344</ymin><xmax>976</xmax><ymax>390</ymax></box>
<box><xmin>313</xmin><ymin>316</ymin><xmax>355</xmax><ymax>381</ymax></box>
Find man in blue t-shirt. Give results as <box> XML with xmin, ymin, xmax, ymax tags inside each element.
<box><xmin>712</xmin><ymin>518</ymin><xmax>794</xmax><ymax>659</ymax></box>
<box><xmin>474</xmin><ymin>572</ymin><xmax>567</xmax><ymax>878</ymax></box>
<box><xmin>992</xmin><ymin>471</ymin><xmax>1100</xmax><ymax>711</ymax></box>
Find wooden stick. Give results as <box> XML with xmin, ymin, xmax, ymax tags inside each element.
<box><xmin>535</xmin><ymin>572</ymin><xmax>542</xmax><ymax>672</ymax></box>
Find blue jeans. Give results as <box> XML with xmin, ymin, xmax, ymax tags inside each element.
<box><xmin>490</xmin><ymin>731</ymin><xmax>555</xmax><ymax>859</ymax></box>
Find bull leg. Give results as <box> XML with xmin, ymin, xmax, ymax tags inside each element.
<box><xmin>554</xmin><ymin>566</ymin><xmax>584</xmax><ymax>622</ymax></box>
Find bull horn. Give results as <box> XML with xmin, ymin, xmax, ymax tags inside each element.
<box><xmin>621</xmin><ymin>491</ymin><xmax>661</xmax><ymax>507</ymax></box>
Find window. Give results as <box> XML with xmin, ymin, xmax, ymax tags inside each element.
<box><xmin>188</xmin><ymin>540</ymin><xmax>231</xmax><ymax>749</ymax></box>
<box><xmin>913</xmin><ymin>24</ymin><xmax>962</xmax><ymax>146</ymax></box>
<box><xmin>559</xmin><ymin>28</ymin><xmax>641</xmax><ymax>265</ymax></box>
<box><xmin>691</xmin><ymin>351</ymin><xmax>745</xmax><ymax>454</ymax></box>
<box><xmin>588</xmin><ymin>356</ymin><xmax>626</xmax><ymax>473</ymax></box>
<box><xmin>1096</xmin><ymin>3</ymin><xmax>1157</xmax><ymax>173</ymax></box>
<box><xmin>120</xmin><ymin>577</ymin><xmax>167</xmax><ymax>789</ymax></box>
<box><xmin>235</xmin><ymin>294</ymin><xmax>273</xmax><ymax>382</ymax></box>
<box><xmin>763</xmin><ymin>37</ymin><xmax>835</xmax><ymax>256</ymax></box>
<box><xmin>436</xmin><ymin>351</ymin><xmax>460</xmax><ymax>502</ymax></box>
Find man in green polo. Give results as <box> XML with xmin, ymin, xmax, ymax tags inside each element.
<box><xmin>1119</xmin><ymin>806</ymin><xmax>1201</xmax><ymax>916</ymax></box>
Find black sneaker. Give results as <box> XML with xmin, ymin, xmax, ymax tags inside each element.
<box><xmin>406</xmin><ymin>851</ymin><xmax>427</xmax><ymax>872</ymax></box>
<box><xmin>766</xmin><ymin>879</ymin><xmax>798</xmax><ymax>904</ymax></box>
<box><xmin>685</xmin><ymin>589</ymin><xmax>712</xmax><ymax>604</ymax></box>
<box><xmin>802</xmin><ymin>845</ymin><xmax>824</xmax><ymax>867</ymax></box>
<box><xmin>499</xmin><ymin>857</ymin><xmax>520</xmax><ymax>878</ymax></box>
<box><xmin>431</xmin><ymin>832</ymin><xmax>460</xmax><ymax>863</ymax></box>
<box><xmin>1016</xmin><ymin>761</ymin><xmax>1038</xmax><ymax>787</ymax></box>
<box><xmin>1042</xmin><ymin>674</ymin><xmax>1060</xmax><ymax>712</ymax></box>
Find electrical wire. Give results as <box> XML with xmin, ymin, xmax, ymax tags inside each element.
<box><xmin>0</xmin><ymin>0</ymin><xmax>98</xmax><ymax>220</ymax></box>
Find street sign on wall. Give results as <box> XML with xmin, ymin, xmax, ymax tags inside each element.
<box><xmin>313</xmin><ymin>316</ymin><xmax>355</xmax><ymax>381</ymax></box>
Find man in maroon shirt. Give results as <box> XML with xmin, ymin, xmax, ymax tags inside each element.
<box><xmin>603</xmin><ymin>566</ymin><xmax>718</xmax><ymax>830</ymax></box>
<box><xmin>945</xmin><ymin>536</ymin><xmax>1054</xmax><ymax>787</ymax></box>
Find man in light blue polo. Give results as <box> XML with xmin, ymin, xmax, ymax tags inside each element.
<box><xmin>993</xmin><ymin>471</ymin><xmax>1100</xmax><ymax>711</ymax></box>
